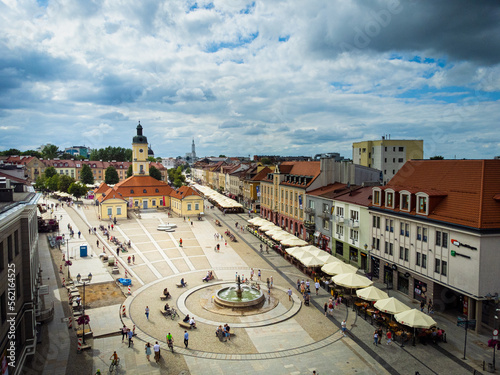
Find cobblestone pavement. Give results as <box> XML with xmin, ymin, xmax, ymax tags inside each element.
<box><xmin>37</xmin><ymin>199</ymin><xmax>492</xmax><ymax>375</ymax></box>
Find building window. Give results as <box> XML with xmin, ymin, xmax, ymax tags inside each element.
<box><xmin>442</xmin><ymin>233</ymin><xmax>448</xmax><ymax>248</ymax></box>
<box><xmin>422</xmin><ymin>254</ymin><xmax>427</xmax><ymax>269</ymax></box>
<box><xmin>350</xmin><ymin>210</ymin><xmax>359</xmax><ymax>221</ymax></box>
<box><xmin>195</xmin><ymin>203</ymin><xmax>199</xmax><ymax>210</ymax></box>
<box><xmin>441</xmin><ymin>261</ymin><xmax>447</xmax><ymax>276</ymax></box>
<box><xmin>373</xmin><ymin>216</ymin><xmax>380</xmax><ymax>229</ymax></box>
<box><xmin>309</xmin><ymin>200</ymin><xmax>314</xmax><ymax>209</ymax></box>
<box><xmin>130</xmin><ymin>189</ymin><xmax>134</xmax><ymax>194</ymax></box>
<box><xmin>384</xmin><ymin>241</ymin><xmax>388</xmax><ymax>254</ymax></box>
<box><xmin>117</xmin><ymin>207</ymin><xmax>122</xmax><ymax>215</ymax></box>
<box><xmin>417</xmin><ymin>196</ymin><xmax>427</xmax><ymax>214</ymax></box>
<box><xmin>399</xmin><ymin>246</ymin><xmax>404</xmax><ymax>260</ymax></box>
<box><xmin>107</xmin><ymin>208</ymin><xmax>112</xmax><ymax>216</ymax></box>
<box><xmin>323</xmin><ymin>219</ymin><xmax>330</xmax><ymax>230</ymax></box>
<box><xmin>399</xmin><ymin>147</ymin><xmax>404</xmax><ymax>152</ymax></box>
<box><xmin>322</xmin><ymin>203</ymin><xmax>329</xmax><ymax>212</ymax></box>
<box><xmin>398</xmin><ymin>158</ymin><xmax>404</xmax><ymax>163</ymax></box>
<box><xmin>336</xmin><ymin>225</ymin><xmax>344</xmax><ymax>237</ymax></box>
<box><xmin>405</xmin><ymin>224</ymin><xmax>409</xmax><ymax>237</ymax></box>
<box><xmin>7</xmin><ymin>236</ymin><xmax>12</xmax><ymax>262</ymax></box>
<box><xmin>435</xmin><ymin>258</ymin><xmax>441</xmax><ymax>273</ymax></box>
<box><xmin>143</xmin><ymin>189</ymin><xmax>147</xmax><ymax>193</ymax></box>
<box><xmin>423</xmin><ymin>228</ymin><xmax>427</xmax><ymax>242</ymax></box>
<box><xmin>373</xmin><ymin>190</ymin><xmax>380</xmax><ymax>205</ymax></box>
<box><xmin>187</xmin><ymin>203</ymin><xmax>192</xmax><ymax>211</ymax></box>
<box><xmin>14</xmin><ymin>230</ymin><xmax>19</xmax><ymax>256</ymax></box>
<box><xmin>404</xmin><ymin>247</ymin><xmax>409</xmax><ymax>261</ymax></box>
<box><xmin>350</xmin><ymin>229</ymin><xmax>358</xmax><ymax>242</ymax></box>
<box><xmin>152</xmin><ymin>200</ymin><xmax>156</xmax><ymax>206</ymax></box>
<box><xmin>416</xmin><ymin>252</ymin><xmax>421</xmax><ymax>266</ymax></box>
<box><xmin>134</xmin><ymin>200</ymin><xmax>139</xmax><ymax>206</ymax></box>
<box><xmin>389</xmin><ymin>243</ymin><xmax>393</xmax><ymax>256</ymax></box>
<box><xmin>336</xmin><ymin>207</ymin><xmax>344</xmax><ymax>217</ymax></box>
<box><xmin>436</xmin><ymin>231</ymin><xmax>441</xmax><ymax>246</ymax></box>
<box><xmin>417</xmin><ymin>226</ymin><xmax>422</xmax><ymax>240</ymax></box>
<box><xmin>155</xmin><ymin>189</ymin><xmax>159</xmax><ymax>193</ymax></box>
<box><xmin>400</xmin><ymin>223</ymin><xmax>405</xmax><ymax>235</ymax></box>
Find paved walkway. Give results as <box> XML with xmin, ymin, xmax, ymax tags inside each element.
<box><xmin>37</xmin><ymin>199</ymin><xmax>494</xmax><ymax>375</ymax></box>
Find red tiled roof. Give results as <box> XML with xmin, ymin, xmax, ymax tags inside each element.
<box><xmin>170</xmin><ymin>185</ymin><xmax>201</xmax><ymax>200</ymax></box>
<box><xmin>94</xmin><ymin>182</ymin><xmax>110</xmax><ymax>195</ymax></box>
<box><xmin>113</xmin><ymin>176</ymin><xmax>174</xmax><ymax>198</ymax></box>
<box><xmin>335</xmin><ymin>186</ymin><xmax>373</xmax><ymax>206</ymax></box>
<box><xmin>98</xmin><ymin>189</ymin><xmax>127</xmax><ymax>203</ymax></box>
<box><xmin>384</xmin><ymin>159</ymin><xmax>500</xmax><ymax>229</ymax></box>
<box><xmin>252</xmin><ymin>167</ymin><xmax>272</xmax><ymax>181</ymax></box>
<box><xmin>307</xmin><ymin>183</ymin><xmax>348</xmax><ymax>197</ymax></box>
<box><xmin>0</xmin><ymin>171</ymin><xmax>27</xmax><ymax>184</ymax></box>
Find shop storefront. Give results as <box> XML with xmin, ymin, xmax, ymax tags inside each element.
<box><xmin>383</xmin><ymin>264</ymin><xmax>393</xmax><ymax>289</ymax></box>
<box><xmin>371</xmin><ymin>256</ymin><xmax>380</xmax><ymax>279</ymax></box>
<box><xmin>335</xmin><ymin>240</ymin><xmax>344</xmax><ymax>256</ymax></box>
<box><xmin>349</xmin><ymin>246</ymin><xmax>358</xmax><ymax>263</ymax></box>
<box><xmin>360</xmin><ymin>252</ymin><xmax>368</xmax><ymax>271</ymax></box>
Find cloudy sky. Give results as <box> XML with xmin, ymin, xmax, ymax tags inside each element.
<box><xmin>1</xmin><ymin>0</ymin><xmax>499</xmax><ymax>159</ymax></box>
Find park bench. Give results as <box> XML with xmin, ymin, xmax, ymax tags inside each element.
<box><xmin>176</xmin><ymin>283</ymin><xmax>188</xmax><ymax>288</ymax></box>
<box><xmin>160</xmin><ymin>294</ymin><xmax>171</xmax><ymax>301</ymax></box>
<box><xmin>178</xmin><ymin>322</ymin><xmax>196</xmax><ymax>329</ymax></box>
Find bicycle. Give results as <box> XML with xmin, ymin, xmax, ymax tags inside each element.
<box><xmin>169</xmin><ymin>308</ymin><xmax>179</xmax><ymax>320</ymax></box>
<box><xmin>109</xmin><ymin>358</ymin><xmax>120</xmax><ymax>373</ymax></box>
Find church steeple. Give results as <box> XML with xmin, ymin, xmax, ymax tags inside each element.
<box><xmin>191</xmin><ymin>138</ymin><xmax>196</xmax><ymax>159</ymax></box>
<box><xmin>132</xmin><ymin>121</ymin><xmax>149</xmax><ymax>176</ymax></box>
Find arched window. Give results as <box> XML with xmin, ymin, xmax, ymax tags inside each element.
<box><xmin>143</xmin><ymin>189</ymin><xmax>147</xmax><ymax>193</ymax></box>
<box><xmin>130</xmin><ymin>189</ymin><xmax>134</xmax><ymax>194</ymax></box>
<box><xmin>155</xmin><ymin>189</ymin><xmax>159</xmax><ymax>193</ymax></box>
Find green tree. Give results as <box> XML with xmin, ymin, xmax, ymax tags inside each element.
<box><xmin>155</xmin><ymin>157</ymin><xmax>162</xmax><ymax>162</ymax></box>
<box><xmin>61</xmin><ymin>153</ymin><xmax>74</xmax><ymax>159</ymax></box>
<box><xmin>42</xmin><ymin>144</ymin><xmax>60</xmax><ymax>159</ymax></box>
<box><xmin>34</xmin><ymin>175</ymin><xmax>46</xmax><ymax>190</ymax></box>
<box><xmin>126</xmin><ymin>165</ymin><xmax>133</xmax><ymax>178</ymax></box>
<box><xmin>219</xmin><ymin>155</ymin><xmax>226</xmax><ymax>158</ymax></box>
<box><xmin>147</xmin><ymin>156</ymin><xmax>156</xmax><ymax>162</ymax></box>
<box><xmin>46</xmin><ymin>174</ymin><xmax>60</xmax><ymax>191</ymax></box>
<box><xmin>105</xmin><ymin>166</ymin><xmax>119</xmax><ymax>184</ymax></box>
<box><xmin>58</xmin><ymin>175</ymin><xmax>75</xmax><ymax>193</ymax></box>
<box><xmin>68</xmin><ymin>182</ymin><xmax>88</xmax><ymax>200</ymax></box>
<box><xmin>149</xmin><ymin>165</ymin><xmax>162</xmax><ymax>180</ymax></box>
<box><xmin>260</xmin><ymin>157</ymin><xmax>271</xmax><ymax>165</ymax></box>
<box><xmin>80</xmin><ymin>164</ymin><xmax>94</xmax><ymax>185</ymax></box>
<box><xmin>21</xmin><ymin>150</ymin><xmax>42</xmax><ymax>158</ymax></box>
<box><xmin>90</xmin><ymin>146</ymin><xmax>133</xmax><ymax>162</ymax></box>
<box><xmin>44</xmin><ymin>166</ymin><xmax>57</xmax><ymax>178</ymax></box>
<box><xmin>430</xmin><ymin>155</ymin><xmax>444</xmax><ymax>160</ymax></box>
<box><xmin>0</xmin><ymin>148</ymin><xmax>21</xmax><ymax>156</ymax></box>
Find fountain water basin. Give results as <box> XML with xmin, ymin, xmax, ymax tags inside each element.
<box><xmin>215</xmin><ymin>284</ymin><xmax>265</xmax><ymax>309</ymax></box>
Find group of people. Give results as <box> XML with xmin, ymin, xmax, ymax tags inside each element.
<box><xmin>215</xmin><ymin>324</ymin><xmax>231</xmax><ymax>341</ymax></box>
<box><xmin>144</xmin><ymin>341</ymin><xmax>162</xmax><ymax>363</ymax></box>
<box><xmin>202</xmin><ymin>270</ymin><xmax>214</xmax><ymax>282</ymax></box>
<box><xmin>121</xmin><ymin>324</ymin><xmax>136</xmax><ymax>347</ymax></box>
<box><xmin>183</xmin><ymin>314</ymin><xmax>197</xmax><ymax>328</ymax></box>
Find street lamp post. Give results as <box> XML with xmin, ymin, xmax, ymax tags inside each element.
<box><xmin>66</xmin><ymin>239</ymin><xmax>70</xmax><ymax>278</ymax></box>
<box><xmin>77</xmin><ymin>273</ymin><xmax>92</xmax><ymax>345</ymax></box>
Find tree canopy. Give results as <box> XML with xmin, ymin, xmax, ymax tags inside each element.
<box><xmin>90</xmin><ymin>147</ymin><xmax>132</xmax><ymax>162</ymax></box>
<box><xmin>0</xmin><ymin>148</ymin><xmax>21</xmax><ymax>156</ymax></box>
<box><xmin>126</xmin><ymin>165</ymin><xmax>133</xmax><ymax>178</ymax></box>
<box><xmin>105</xmin><ymin>166</ymin><xmax>119</xmax><ymax>184</ymax></box>
<box><xmin>80</xmin><ymin>164</ymin><xmax>94</xmax><ymax>185</ymax></box>
<box><xmin>430</xmin><ymin>155</ymin><xmax>444</xmax><ymax>160</ymax></box>
<box><xmin>58</xmin><ymin>175</ymin><xmax>75</xmax><ymax>193</ymax></box>
<box><xmin>68</xmin><ymin>182</ymin><xmax>88</xmax><ymax>199</ymax></box>
<box><xmin>149</xmin><ymin>165</ymin><xmax>162</xmax><ymax>181</ymax></box>
<box><xmin>42</xmin><ymin>144</ymin><xmax>60</xmax><ymax>159</ymax></box>
<box><xmin>167</xmin><ymin>166</ymin><xmax>186</xmax><ymax>188</ymax></box>
<box><xmin>44</xmin><ymin>166</ymin><xmax>57</xmax><ymax>178</ymax></box>
<box><xmin>46</xmin><ymin>174</ymin><xmax>60</xmax><ymax>191</ymax></box>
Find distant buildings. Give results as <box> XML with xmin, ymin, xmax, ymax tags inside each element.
<box><xmin>352</xmin><ymin>137</ymin><xmax>424</xmax><ymax>185</ymax></box>
<box><xmin>64</xmin><ymin>146</ymin><xmax>91</xmax><ymax>159</ymax></box>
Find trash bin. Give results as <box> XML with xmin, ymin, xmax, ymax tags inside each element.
<box><xmin>487</xmin><ymin>363</ymin><xmax>495</xmax><ymax>373</ymax></box>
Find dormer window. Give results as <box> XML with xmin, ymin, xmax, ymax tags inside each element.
<box><xmin>417</xmin><ymin>194</ymin><xmax>428</xmax><ymax>215</ymax></box>
<box><xmin>386</xmin><ymin>192</ymin><xmax>394</xmax><ymax>208</ymax></box>
<box><xmin>155</xmin><ymin>188</ymin><xmax>159</xmax><ymax>193</ymax></box>
<box><xmin>130</xmin><ymin>189</ymin><xmax>134</xmax><ymax>194</ymax></box>
<box><xmin>400</xmin><ymin>192</ymin><xmax>410</xmax><ymax>211</ymax></box>
<box><xmin>373</xmin><ymin>189</ymin><xmax>381</xmax><ymax>206</ymax></box>
<box><xmin>143</xmin><ymin>189</ymin><xmax>147</xmax><ymax>193</ymax></box>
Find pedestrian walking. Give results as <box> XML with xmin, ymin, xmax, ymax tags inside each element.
<box><xmin>216</xmin><ymin>243</ymin><xmax>220</xmax><ymax>252</ymax></box>
<box><xmin>324</xmin><ymin>302</ymin><xmax>328</xmax><ymax>316</ymax></box>
<box><xmin>420</xmin><ymin>299</ymin><xmax>425</xmax><ymax>312</ymax></box>
<box><xmin>153</xmin><ymin>341</ymin><xmax>160</xmax><ymax>362</ymax></box>
<box><xmin>88</xmin><ymin>228</ymin><xmax>91</xmax><ymax>234</ymax></box>
<box><xmin>127</xmin><ymin>256</ymin><xmax>131</xmax><ymax>264</ymax></box>
<box><xmin>267</xmin><ymin>289</ymin><xmax>271</xmax><ymax>302</ymax></box>
<box><xmin>258</xmin><ymin>269</ymin><xmax>261</xmax><ymax>280</ymax></box>
<box><xmin>121</xmin><ymin>324</ymin><xmax>127</xmax><ymax>342</ymax></box>
<box><xmin>145</xmin><ymin>342</ymin><xmax>152</xmax><ymax>361</ymax></box>
<box><xmin>386</xmin><ymin>331</ymin><xmax>392</xmax><ymax>345</ymax></box>
<box><xmin>132</xmin><ymin>255</ymin><xmax>135</xmax><ymax>264</ymax></box>
<box><xmin>265</xmin><ymin>245</ymin><xmax>269</xmax><ymax>254</ymax></box>
<box><xmin>315</xmin><ymin>281</ymin><xmax>320</xmax><ymax>295</ymax></box>
<box><xmin>111</xmin><ymin>224</ymin><xmax>114</xmax><ymax>230</ymax></box>
<box><xmin>260</xmin><ymin>244</ymin><xmax>263</xmax><ymax>252</ymax></box>
<box><xmin>96</xmin><ymin>239</ymin><xmax>100</xmax><ymax>248</ymax></box>
<box><xmin>78</xmin><ymin>231</ymin><xmax>81</xmax><ymax>238</ymax></box>
<box><xmin>427</xmin><ymin>300</ymin><xmax>433</xmax><ymax>314</ymax></box>
<box><xmin>128</xmin><ymin>328</ymin><xmax>134</xmax><ymax>347</ymax></box>
<box><xmin>373</xmin><ymin>331</ymin><xmax>378</xmax><ymax>346</ymax></box>
<box><xmin>117</xmin><ymin>247</ymin><xmax>120</xmax><ymax>257</ymax></box>
<box><xmin>180</xmin><ymin>238</ymin><xmax>183</xmax><ymax>247</ymax></box>
<box><xmin>250</xmin><ymin>268</ymin><xmax>254</xmax><ymax>280</ymax></box>
<box><xmin>270</xmin><ymin>276</ymin><xmax>273</xmax><ymax>289</ymax></box>
<box><xmin>184</xmin><ymin>330</ymin><xmax>189</xmax><ymax>348</ymax></box>
<box><xmin>266</xmin><ymin>278</ymin><xmax>270</xmax><ymax>289</ymax></box>
<box><xmin>328</xmin><ymin>300</ymin><xmax>334</xmax><ymax>316</ymax></box>
<box><xmin>341</xmin><ymin>320</ymin><xmax>347</xmax><ymax>337</ymax></box>
<box><xmin>145</xmin><ymin>306</ymin><xmax>150</xmax><ymax>320</ymax></box>
<box><xmin>297</xmin><ymin>279</ymin><xmax>301</xmax><ymax>291</ymax></box>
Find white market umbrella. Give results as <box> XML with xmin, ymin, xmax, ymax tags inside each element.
<box><xmin>322</xmin><ymin>262</ymin><xmax>357</xmax><ymax>276</ymax></box>
<box><xmin>264</xmin><ymin>228</ymin><xmax>284</xmax><ymax>235</ymax></box>
<box><xmin>356</xmin><ymin>286</ymin><xmax>389</xmax><ymax>302</ymax></box>
<box><xmin>332</xmin><ymin>273</ymin><xmax>373</xmax><ymax>289</ymax></box>
<box><xmin>374</xmin><ymin>297</ymin><xmax>411</xmax><ymax>315</ymax></box>
<box><xmin>315</xmin><ymin>253</ymin><xmax>337</xmax><ymax>264</ymax></box>
<box><xmin>272</xmin><ymin>232</ymin><xmax>295</xmax><ymax>241</ymax></box>
<box><xmin>299</xmin><ymin>255</ymin><xmax>325</xmax><ymax>267</ymax></box>
<box><xmin>394</xmin><ymin>309</ymin><xmax>437</xmax><ymax>329</ymax></box>
<box><xmin>260</xmin><ymin>224</ymin><xmax>280</xmax><ymax>231</ymax></box>
<box><xmin>280</xmin><ymin>237</ymin><xmax>308</xmax><ymax>247</ymax></box>
<box><xmin>285</xmin><ymin>246</ymin><xmax>304</xmax><ymax>255</ymax></box>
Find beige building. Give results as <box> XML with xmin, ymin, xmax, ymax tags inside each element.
<box><xmin>352</xmin><ymin>138</ymin><xmax>423</xmax><ymax>185</ymax></box>
<box><xmin>170</xmin><ymin>186</ymin><xmax>203</xmax><ymax>217</ymax></box>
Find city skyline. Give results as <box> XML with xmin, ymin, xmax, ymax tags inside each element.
<box><xmin>0</xmin><ymin>0</ymin><xmax>499</xmax><ymax>159</ymax></box>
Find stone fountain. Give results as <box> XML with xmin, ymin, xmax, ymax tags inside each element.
<box><xmin>214</xmin><ymin>276</ymin><xmax>265</xmax><ymax>309</ymax></box>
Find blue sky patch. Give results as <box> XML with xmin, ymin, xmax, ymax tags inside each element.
<box><xmin>206</xmin><ymin>32</ymin><xmax>259</xmax><ymax>53</ymax></box>
<box><xmin>279</xmin><ymin>35</ymin><xmax>290</xmax><ymax>42</ymax></box>
<box><xmin>397</xmin><ymin>85</ymin><xmax>500</xmax><ymax>104</ymax></box>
